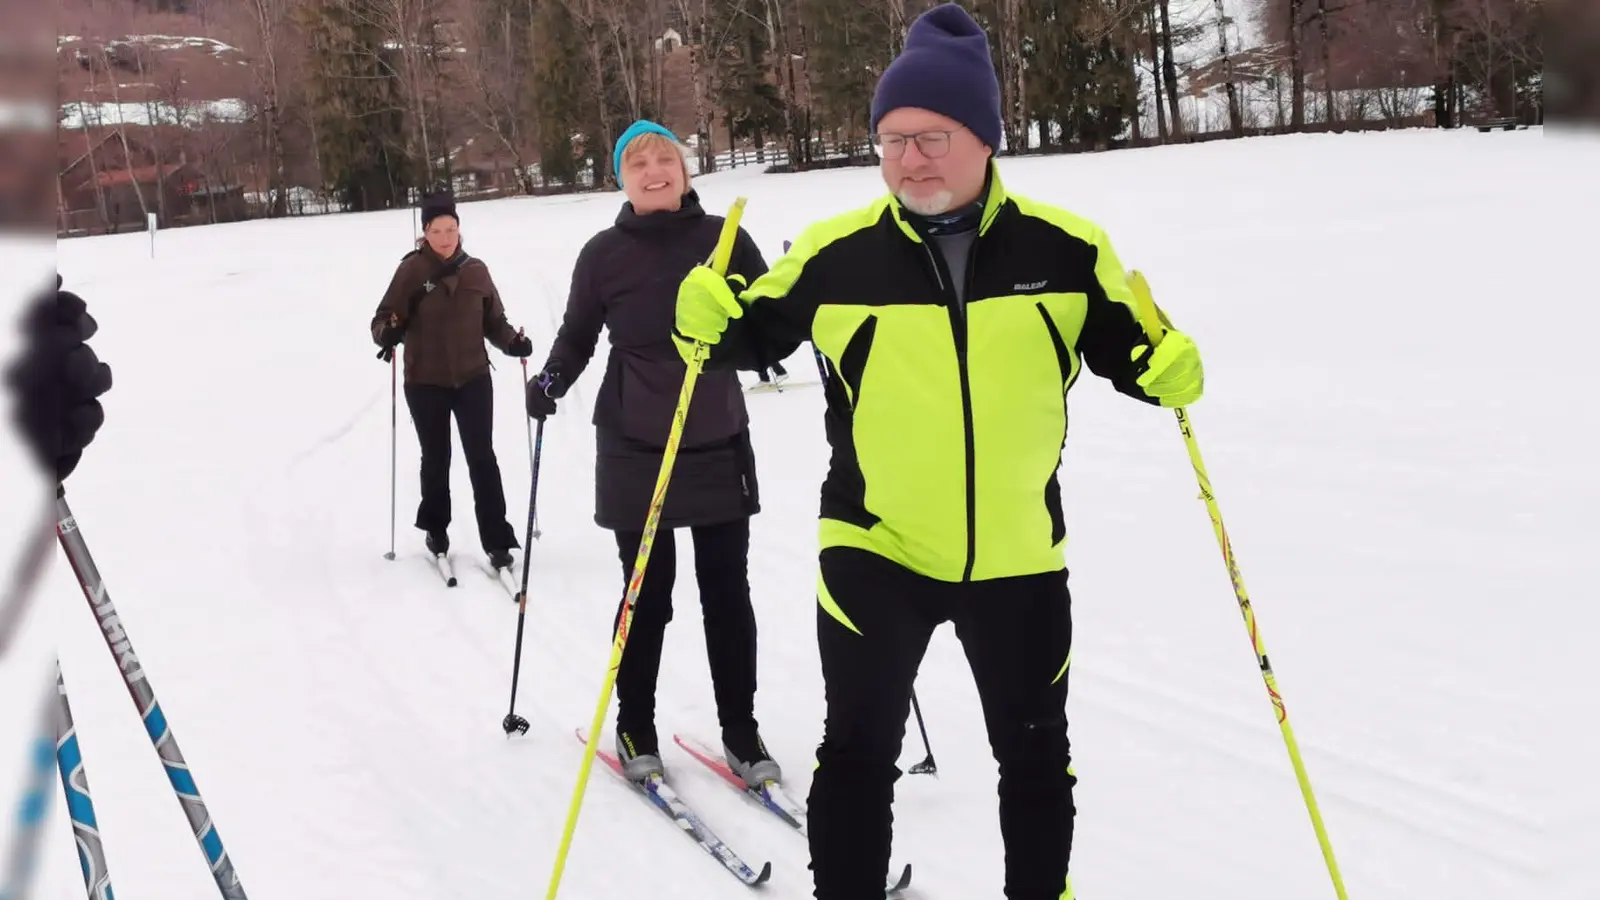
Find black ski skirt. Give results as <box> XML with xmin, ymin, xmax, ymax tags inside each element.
<box><xmin>593</xmin><ymin>426</ymin><xmax>761</xmax><ymax>531</ymax></box>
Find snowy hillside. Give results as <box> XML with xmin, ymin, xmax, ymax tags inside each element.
<box><xmin>4</xmin><ymin>126</ymin><xmax>1595</xmax><ymax>900</ymax></box>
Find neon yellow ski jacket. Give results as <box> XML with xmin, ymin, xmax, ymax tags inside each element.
<box><xmin>711</xmin><ymin>164</ymin><xmax>1159</xmax><ymax>583</ymax></box>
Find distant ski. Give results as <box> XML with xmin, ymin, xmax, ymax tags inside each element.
<box><xmin>673</xmin><ymin>733</ymin><xmax>913</xmax><ymax>896</ymax></box>
<box><xmin>575</xmin><ymin>729</ymin><xmax>772</xmax><ymax>888</ymax></box>
<box><xmin>479</xmin><ymin>558</ymin><xmax>519</xmax><ymax>599</ymax></box>
<box><xmin>746</xmin><ymin>380</ymin><xmax>820</xmax><ymax>394</ymax></box>
<box><xmin>429</xmin><ymin>552</ymin><xmax>457</xmax><ymax>587</ymax></box>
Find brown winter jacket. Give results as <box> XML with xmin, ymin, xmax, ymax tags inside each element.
<box><xmin>370</xmin><ymin>243</ymin><xmax>522</xmax><ymax>388</ymax></box>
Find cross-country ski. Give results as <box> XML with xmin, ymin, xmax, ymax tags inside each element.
<box><xmin>674</xmin><ymin>733</ymin><xmax>914</xmax><ymax>897</ymax></box>
<box><xmin>576</xmin><ymin>729</ymin><xmax>773</xmax><ymax>888</ymax></box>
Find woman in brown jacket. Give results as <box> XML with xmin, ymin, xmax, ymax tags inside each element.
<box><xmin>371</xmin><ymin>193</ymin><xmax>533</xmax><ymax>571</ymax></box>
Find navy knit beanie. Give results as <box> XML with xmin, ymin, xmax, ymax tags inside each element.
<box><xmin>870</xmin><ymin>4</ymin><xmax>1002</xmax><ymax>150</ymax></box>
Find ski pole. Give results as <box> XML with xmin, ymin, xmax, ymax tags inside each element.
<box><xmin>1126</xmin><ymin>271</ymin><xmax>1347</xmax><ymax>900</ymax></box>
<box><xmin>0</xmin><ymin>495</ymin><xmax>52</xmax><ymax>661</ymax></box>
<box><xmin>906</xmin><ymin>689</ymin><xmax>937</xmax><ymax>775</ymax></box>
<box><xmin>54</xmin><ymin>489</ymin><xmax>249</xmax><ymax>899</ymax></box>
<box><xmin>502</xmin><ymin>404</ymin><xmax>545</xmax><ymax>737</ymax></box>
<box><xmin>1</xmin><ymin>673</ymin><xmax>61</xmax><ymax>900</ymax></box>
<box><xmin>0</xmin><ymin>499</ymin><xmax>63</xmax><ymax>900</ymax></box>
<box><xmin>545</xmin><ymin>196</ymin><xmax>748</xmax><ymax>900</ymax></box>
<box><xmin>384</xmin><ymin>350</ymin><xmax>397</xmax><ymax>561</ymax></box>
<box><xmin>519</xmin><ymin>345</ymin><xmax>538</xmax><ymax>511</ymax></box>
<box><xmin>53</xmin><ymin>661</ymin><xmax>115</xmax><ymax>900</ymax></box>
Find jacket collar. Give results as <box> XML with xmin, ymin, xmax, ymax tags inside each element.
<box><xmin>887</xmin><ymin>160</ymin><xmax>1007</xmax><ymax>244</ymax></box>
<box><xmin>615</xmin><ymin>188</ymin><xmax>707</xmax><ymax>232</ymax></box>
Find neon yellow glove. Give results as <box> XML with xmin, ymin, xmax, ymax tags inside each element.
<box><xmin>673</xmin><ymin>267</ymin><xmax>746</xmax><ymax>362</ymax></box>
<box><xmin>1131</xmin><ymin>328</ymin><xmax>1203</xmax><ymax>407</ymax></box>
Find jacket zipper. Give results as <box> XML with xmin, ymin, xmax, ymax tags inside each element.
<box><xmin>920</xmin><ymin>239</ymin><xmax>979</xmax><ymax>582</ymax></box>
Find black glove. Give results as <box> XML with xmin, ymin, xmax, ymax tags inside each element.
<box><xmin>526</xmin><ymin>365</ymin><xmax>565</xmax><ymax>420</ymax></box>
<box><xmin>4</xmin><ymin>275</ymin><xmax>113</xmax><ymax>483</ymax></box>
<box><xmin>506</xmin><ymin>334</ymin><xmax>533</xmax><ymax>358</ymax></box>
<box><xmin>375</xmin><ymin>316</ymin><xmax>404</xmax><ymax>362</ymax></box>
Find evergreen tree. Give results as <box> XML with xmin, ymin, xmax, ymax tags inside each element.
<box><xmin>713</xmin><ymin>0</ymin><xmax>785</xmax><ymax>152</ymax></box>
<box><xmin>532</xmin><ymin>0</ymin><xmax>589</xmax><ymax>187</ymax></box>
<box><xmin>801</xmin><ymin>0</ymin><xmax>894</xmax><ymax>139</ymax></box>
<box><xmin>295</xmin><ymin>0</ymin><xmax>412</xmax><ymax>211</ymax></box>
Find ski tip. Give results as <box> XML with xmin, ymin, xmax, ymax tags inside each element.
<box><xmin>889</xmin><ymin>862</ymin><xmax>912</xmax><ymax>893</ymax></box>
<box><xmin>754</xmin><ymin>860</ymin><xmax>773</xmax><ymax>886</ymax></box>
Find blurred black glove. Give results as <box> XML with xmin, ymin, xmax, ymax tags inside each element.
<box><xmin>4</xmin><ymin>275</ymin><xmax>113</xmax><ymax>483</ymax></box>
<box><xmin>506</xmin><ymin>333</ymin><xmax>534</xmax><ymax>358</ymax></box>
<box><xmin>526</xmin><ymin>364</ymin><xmax>565</xmax><ymax>420</ymax></box>
<box><xmin>375</xmin><ymin>314</ymin><xmax>404</xmax><ymax>362</ymax></box>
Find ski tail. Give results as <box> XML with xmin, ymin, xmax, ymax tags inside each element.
<box><xmin>431</xmin><ymin>553</ymin><xmax>457</xmax><ymax>586</ymax></box>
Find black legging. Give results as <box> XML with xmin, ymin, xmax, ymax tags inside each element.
<box><xmin>610</xmin><ymin>517</ymin><xmax>758</xmax><ymax>734</ymax></box>
<box><xmin>403</xmin><ymin>371</ymin><xmax>516</xmax><ymax>553</ymax></box>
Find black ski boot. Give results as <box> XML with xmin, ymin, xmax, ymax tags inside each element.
<box><xmin>722</xmin><ymin>722</ymin><xmax>781</xmax><ymax>788</ymax></box>
<box><xmin>615</xmin><ymin>723</ymin><xmax>664</xmax><ymax>782</ymax></box>
<box><xmin>487</xmin><ymin>547</ymin><xmax>514</xmax><ymax>570</ymax></box>
<box><xmin>425</xmin><ymin>530</ymin><xmax>449</xmax><ymax>556</ymax></box>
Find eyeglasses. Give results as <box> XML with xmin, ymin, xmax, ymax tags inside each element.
<box><xmin>869</xmin><ymin>128</ymin><xmax>963</xmax><ymax>160</ymax></box>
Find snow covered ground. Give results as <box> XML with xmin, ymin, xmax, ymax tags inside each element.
<box><xmin>3</xmin><ymin>125</ymin><xmax>1595</xmax><ymax>900</ymax></box>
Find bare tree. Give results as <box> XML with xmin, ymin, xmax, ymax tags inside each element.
<box><xmin>223</xmin><ymin>0</ymin><xmax>299</xmax><ymax>215</ymax></box>
<box><xmin>1209</xmin><ymin>0</ymin><xmax>1244</xmax><ymax>133</ymax></box>
<box><xmin>450</xmin><ymin>0</ymin><xmax>537</xmax><ymax>193</ymax></box>
<box><xmin>1157</xmin><ymin>0</ymin><xmax>1184</xmax><ymax>135</ymax></box>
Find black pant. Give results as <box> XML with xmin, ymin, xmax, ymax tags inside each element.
<box><xmin>611</xmin><ymin>518</ymin><xmax>759</xmax><ymax>736</ymax></box>
<box><xmin>807</xmin><ymin>547</ymin><xmax>1076</xmax><ymax>900</ymax></box>
<box><xmin>403</xmin><ymin>372</ymin><xmax>517</xmax><ymax>553</ymax></box>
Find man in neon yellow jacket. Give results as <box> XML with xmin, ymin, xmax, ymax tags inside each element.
<box><xmin>674</xmin><ymin>5</ymin><xmax>1203</xmax><ymax>898</ymax></box>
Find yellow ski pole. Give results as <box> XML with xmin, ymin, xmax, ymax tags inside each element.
<box><xmin>1127</xmin><ymin>271</ymin><xmax>1349</xmax><ymax>900</ymax></box>
<box><xmin>544</xmin><ymin>197</ymin><xmax>748</xmax><ymax>900</ymax></box>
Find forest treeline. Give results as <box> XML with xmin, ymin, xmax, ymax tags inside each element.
<box><xmin>59</xmin><ymin>0</ymin><xmax>1559</xmax><ymax>225</ymax></box>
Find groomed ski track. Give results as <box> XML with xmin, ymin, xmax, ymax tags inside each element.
<box><xmin>7</xmin><ymin>127</ymin><xmax>1592</xmax><ymax>900</ymax></box>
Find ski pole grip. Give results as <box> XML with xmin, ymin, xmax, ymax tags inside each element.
<box><xmin>1127</xmin><ymin>270</ymin><xmax>1173</xmax><ymax>347</ymax></box>
<box><xmin>708</xmin><ymin>196</ymin><xmax>748</xmax><ymax>276</ymax></box>
<box><xmin>686</xmin><ymin>196</ymin><xmax>748</xmax><ymax>365</ymax></box>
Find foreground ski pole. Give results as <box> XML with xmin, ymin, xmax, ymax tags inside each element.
<box><xmin>544</xmin><ymin>196</ymin><xmax>748</xmax><ymax>900</ymax></box>
<box><xmin>502</xmin><ymin>398</ymin><xmax>546</xmax><ymax>737</ymax></box>
<box><xmin>0</xmin><ymin>497</ymin><xmax>52</xmax><ymax>661</ymax></box>
<box><xmin>1</xmin><ymin>674</ymin><xmax>65</xmax><ymax>900</ymax></box>
<box><xmin>53</xmin><ymin>662</ymin><xmax>115</xmax><ymax>900</ymax></box>
<box><xmin>54</xmin><ymin>489</ymin><xmax>248</xmax><ymax>899</ymax></box>
<box><xmin>0</xmin><ymin>500</ymin><xmax>57</xmax><ymax>900</ymax></box>
<box><xmin>1126</xmin><ymin>271</ymin><xmax>1347</xmax><ymax>900</ymax></box>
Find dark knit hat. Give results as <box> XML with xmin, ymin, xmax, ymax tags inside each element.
<box><xmin>420</xmin><ymin>192</ymin><xmax>457</xmax><ymax>228</ymax></box>
<box><xmin>870</xmin><ymin>4</ymin><xmax>1002</xmax><ymax>150</ymax></box>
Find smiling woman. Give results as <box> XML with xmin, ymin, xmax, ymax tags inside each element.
<box><xmin>521</xmin><ymin>119</ymin><xmax>786</xmax><ymax>791</ymax></box>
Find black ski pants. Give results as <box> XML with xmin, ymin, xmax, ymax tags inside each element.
<box><xmin>807</xmin><ymin>547</ymin><xmax>1077</xmax><ymax>900</ymax></box>
<box><xmin>403</xmin><ymin>372</ymin><xmax>518</xmax><ymax>554</ymax></box>
<box><xmin>610</xmin><ymin>518</ymin><xmax>759</xmax><ymax>739</ymax></box>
